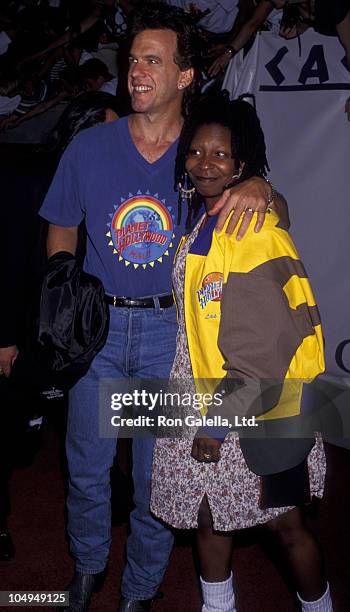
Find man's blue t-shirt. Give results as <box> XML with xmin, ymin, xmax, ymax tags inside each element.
<box><xmin>40</xmin><ymin>117</ymin><xmax>190</xmax><ymax>297</ymax></box>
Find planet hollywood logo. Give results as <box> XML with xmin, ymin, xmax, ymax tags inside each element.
<box><xmin>197</xmin><ymin>272</ymin><xmax>224</xmax><ymax>310</ymax></box>
<box><xmin>106</xmin><ymin>192</ymin><xmax>176</xmax><ymax>268</ymax></box>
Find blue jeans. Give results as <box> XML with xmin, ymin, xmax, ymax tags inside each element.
<box><xmin>66</xmin><ymin>303</ymin><xmax>177</xmax><ymax>599</ymax></box>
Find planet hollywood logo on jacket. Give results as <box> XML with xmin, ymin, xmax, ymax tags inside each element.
<box><xmin>105</xmin><ymin>191</ymin><xmax>176</xmax><ymax>269</ymax></box>
<box><xmin>197</xmin><ymin>272</ymin><xmax>224</xmax><ymax>310</ymax></box>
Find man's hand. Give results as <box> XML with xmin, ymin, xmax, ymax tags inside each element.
<box><xmin>191</xmin><ymin>433</ymin><xmax>222</xmax><ymax>463</ymax></box>
<box><xmin>207</xmin><ymin>43</ymin><xmax>227</xmax><ymax>60</ymax></box>
<box><xmin>209</xmin><ymin>176</ymin><xmax>272</xmax><ymax>239</ymax></box>
<box><xmin>0</xmin><ymin>345</ymin><xmax>19</xmax><ymax>378</ymax></box>
<box><xmin>206</xmin><ymin>43</ymin><xmax>230</xmax><ymax>77</ymax></box>
<box><xmin>207</xmin><ymin>50</ymin><xmax>232</xmax><ymax>78</ymax></box>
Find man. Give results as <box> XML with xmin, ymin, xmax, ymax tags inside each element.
<box><xmin>39</xmin><ymin>4</ymin><xmax>280</xmax><ymax>611</ymax></box>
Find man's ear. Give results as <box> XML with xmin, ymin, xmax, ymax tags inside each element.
<box><xmin>178</xmin><ymin>67</ymin><xmax>194</xmax><ymax>90</ymax></box>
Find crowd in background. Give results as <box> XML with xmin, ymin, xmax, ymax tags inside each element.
<box><xmin>1</xmin><ymin>1</ymin><xmax>349</xmax><ymax>137</ymax></box>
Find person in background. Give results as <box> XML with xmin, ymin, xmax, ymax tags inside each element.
<box><xmin>312</xmin><ymin>0</ymin><xmax>350</xmax><ymax>119</ymax></box>
<box><xmin>151</xmin><ymin>93</ymin><xmax>332</xmax><ymax>612</ymax></box>
<box><xmin>164</xmin><ymin>0</ymin><xmax>240</xmax><ymax>35</ymax></box>
<box><xmin>79</xmin><ymin>57</ymin><xmax>118</xmax><ymax>94</ymax></box>
<box><xmin>0</xmin><ymin>90</ymin><xmax>119</xmax><ymax>562</ymax></box>
<box><xmin>0</xmin><ymin>77</ymin><xmax>21</xmax><ymax>117</ymax></box>
<box><xmin>207</xmin><ymin>0</ymin><xmax>286</xmax><ymax>78</ymax></box>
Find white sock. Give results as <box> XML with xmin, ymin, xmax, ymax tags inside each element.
<box><xmin>297</xmin><ymin>583</ymin><xmax>333</xmax><ymax>612</ymax></box>
<box><xmin>200</xmin><ymin>572</ymin><xmax>236</xmax><ymax>612</ymax></box>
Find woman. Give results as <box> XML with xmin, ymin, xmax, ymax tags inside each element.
<box><xmin>150</xmin><ymin>95</ymin><xmax>332</xmax><ymax>611</ymax></box>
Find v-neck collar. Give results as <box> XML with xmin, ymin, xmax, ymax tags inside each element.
<box><xmin>123</xmin><ymin>117</ymin><xmax>179</xmax><ymax>174</ymax></box>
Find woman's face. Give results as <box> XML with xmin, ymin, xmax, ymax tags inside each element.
<box><xmin>185</xmin><ymin>123</ymin><xmax>239</xmax><ymax>204</ymax></box>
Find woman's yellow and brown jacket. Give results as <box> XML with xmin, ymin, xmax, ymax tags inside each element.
<box><xmin>176</xmin><ymin>209</ymin><xmax>325</xmax><ymax>475</ymax></box>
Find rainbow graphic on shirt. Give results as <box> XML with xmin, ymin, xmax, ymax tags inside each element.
<box><xmin>105</xmin><ymin>192</ymin><xmax>176</xmax><ymax>268</ymax></box>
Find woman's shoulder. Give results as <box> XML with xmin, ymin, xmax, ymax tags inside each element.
<box><xmin>217</xmin><ymin>209</ymin><xmax>301</xmax><ymax>272</ymax></box>
<box><xmin>219</xmin><ymin>209</ymin><xmax>292</xmax><ymax>244</ymax></box>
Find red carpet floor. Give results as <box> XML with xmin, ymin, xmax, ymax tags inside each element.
<box><xmin>1</xmin><ymin>421</ymin><xmax>350</xmax><ymax>612</ymax></box>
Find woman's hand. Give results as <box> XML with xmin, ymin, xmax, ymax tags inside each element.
<box><xmin>209</xmin><ymin>175</ymin><xmax>272</xmax><ymax>238</ymax></box>
<box><xmin>191</xmin><ymin>434</ymin><xmax>222</xmax><ymax>463</ymax></box>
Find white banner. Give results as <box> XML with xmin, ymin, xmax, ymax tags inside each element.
<box><xmin>224</xmin><ymin>29</ymin><xmax>350</xmax><ymax>381</ymax></box>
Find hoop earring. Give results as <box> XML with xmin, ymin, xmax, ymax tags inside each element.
<box><xmin>224</xmin><ymin>167</ymin><xmax>243</xmax><ymax>191</ymax></box>
<box><xmin>231</xmin><ymin>168</ymin><xmax>243</xmax><ymax>181</ymax></box>
<box><xmin>178</xmin><ymin>173</ymin><xmax>196</xmax><ymax>200</ymax></box>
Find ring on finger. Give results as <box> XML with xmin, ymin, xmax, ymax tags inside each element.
<box><xmin>245</xmin><ymin>207</ymin><xmax>254</xmax><ymax>213</ymax></box>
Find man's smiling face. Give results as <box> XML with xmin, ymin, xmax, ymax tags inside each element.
<box><xmin>128</xmin><ymin>28</ymin><xmax>190</xmax><ymax>115</ymax></box>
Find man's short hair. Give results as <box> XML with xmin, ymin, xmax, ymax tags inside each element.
<box><xmin>130</xmin><ymin>2</ymin><xmax>201</xmax><ymax>71</ymax></box>
<box><xmin>130</xmin><ymin>2</ymin><xmax>202</xmax><ymax>115</ymax></box>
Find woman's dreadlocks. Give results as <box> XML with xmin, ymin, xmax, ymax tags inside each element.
<box><xmin>175</xmin><ymin>92</ymin><xmax>270</xmax><ymax>228</ymax></box>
